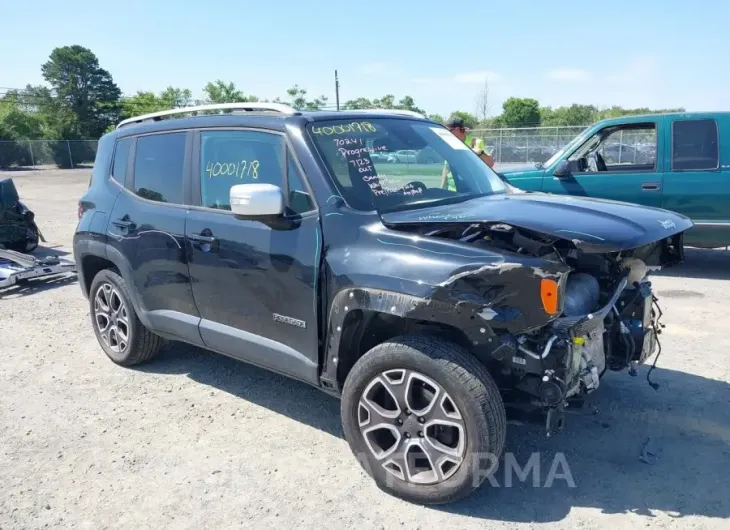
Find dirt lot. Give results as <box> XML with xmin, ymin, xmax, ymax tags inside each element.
<box><xmin>1</xmin><ymin>168</ymin><xmax>729</xmax><ymax>529</ymax></box>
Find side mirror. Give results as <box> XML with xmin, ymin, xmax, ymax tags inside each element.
<box><xmin>230</xmin><ymin>183</ymin><xmax>285</xmax><ymax>217</ymax></box>
<box><xmin>553</xmin><ymin>160</ymin><xmax>572</xmax><ymax>178</ymax></box>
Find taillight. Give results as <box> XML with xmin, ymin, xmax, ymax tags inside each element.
<box><xmin>77</xmin><ymin>203</ymin><xmax>84</xmax><ymax>219</ymax></box>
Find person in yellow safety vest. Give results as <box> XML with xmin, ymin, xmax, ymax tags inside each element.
<box><xmin>440</xmin><ymin>117</ymin><xmax>495</xmax><ymax>191</ymax></box>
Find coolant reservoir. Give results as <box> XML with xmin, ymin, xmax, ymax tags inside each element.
<box><xmin>619</xmin><ymin>257</ymin><xmax>648</xmax><ymax>285</ymax></box>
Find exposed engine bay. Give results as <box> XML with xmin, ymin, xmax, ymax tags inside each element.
<box><xmin>399</xmin><ymin>220</ymin><xmax>682</xmax><ymax>435</ymax></box>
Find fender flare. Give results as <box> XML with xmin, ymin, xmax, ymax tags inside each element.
<box><xmin>319</xmin><ymin>286</ymin><xmax>498</xmax><ymax>390</ymax></box>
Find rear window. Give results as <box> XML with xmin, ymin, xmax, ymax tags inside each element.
<box><xmin>671</xmin><ymin>119</ymin><xmax>719</xmax><ymax>171</ymax></box>
<box><xmin>111</xmin><ymin>138</ymin><xmax>132</xmax><ymax>183</ymax></box>
<box><xmin>133</xmin><ymin>133</ymin><xmax>186</xmax><ymax>204</ymax></box>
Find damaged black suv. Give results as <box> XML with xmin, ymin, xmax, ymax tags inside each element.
<box><xmin>74</xmin><ymin>104</ymin><xmax>692</xmax><ymax>505</ymax></box>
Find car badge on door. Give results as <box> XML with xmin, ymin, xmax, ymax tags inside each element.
<box><xmin>273</xmin><ymin>313</ymin><xmax>306</xmax><ymax>329</ymax></box>
<box><xmin>658</xmin><ymin>219</ymin><xmax>676</xmax><ymax>229</ymax></box>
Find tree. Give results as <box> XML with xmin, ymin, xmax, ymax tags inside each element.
<box><xmin>343</xmin><ymin>94</ymin><xmax>425</xmax><ymax>114</ymax></box>
<box><xmin>447</xmin><ymin>111</ymin><xmax>479</xmax><ymax>129</ymax></box>
<box><xmin>475</xmin><ymin>77</ymin><xmax>490</xmax><ymax>124</ymax></box>
<box><xmin>540</xmin><ymin>104</ymin><xmax>598</xmax><ymax>126</ymax></box>
<box><xmin>203</xmin><ymin>80</ymin><xmax>257</xmax><ymax>103</ymax></box>
<box><xmin>428</xmin><ymin>113</ymin><xmax>445</xmax><ymax>124</ymax></box>
<box><xmin>498</xmin><ymin>97</ymin><xmax>541</xmax><ymax>128</ymax></box>
<box><xmin>285</xmin><ymin>84</ymin><xmax>328</xmax><ymax>110</ymax></box>
<box><xmin>41</xmin><ymin>45</ymin><xmax>121</xmax><ymax>137</ymax></box>
<box><xmin>160</xmin><ymin>86</ymin><xmax>193</xmax><ymax>108</ymax></box>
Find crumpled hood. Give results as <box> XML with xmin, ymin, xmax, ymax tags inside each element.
<box><xmin>380</xmin><ymin>192</ymin><xmax>694</xmax><ymax>253</ymax></box>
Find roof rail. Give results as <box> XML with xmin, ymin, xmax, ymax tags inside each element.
<box><xmin>117</xmin><ymin>102</ymin><xmax>298</xmax><ymax>129</ymax></box>
<box><xmin>346</xmin><ymin>108</ymin><xmax>428</xmax><ymax>119</ymax></box>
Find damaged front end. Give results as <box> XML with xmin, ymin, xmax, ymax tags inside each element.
<box><xmin>381</xmin><ymin>202</ymin><xmax>689</xmax><ymax>436</ymax></box>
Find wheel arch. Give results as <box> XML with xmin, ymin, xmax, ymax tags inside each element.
<box><xmin>320</xmin><ymin>287</ymin><xmax>498</xmax><ymax>392</ymax></box>
<box><xmin>78</xmin><ymin>242</ymin><xmax>152</xmax><ymax>330</ymax></box>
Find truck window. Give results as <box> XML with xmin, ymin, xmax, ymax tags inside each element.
<box><xmin>671</xmin><ymin>119</ymin><xmax>719</xmax><ymax>171</ymax></box>
<box><xmin>568</xmin><ymin>123</ymin><xmax>656</xmax><ymax>173</ymax></box>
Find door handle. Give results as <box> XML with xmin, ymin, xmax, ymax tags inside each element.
<box><xmin>189</xmin><ymin>233</ymin><xmax>216</xmax><ymax>244</ymax></box>
<box><xmin>641</xmin><ymin>182</ymin><xmax>661</xmax><ymax>191</ymax></box>
<box><xmin>111</xmin><ymin>218</ymin><xmax>136</xmax><ymax>230</ymax></box>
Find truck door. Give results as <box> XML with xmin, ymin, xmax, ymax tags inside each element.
<box><xmin>661</xmin><ymin>116</ymin><xmax>729</xmax><ymax>248</ymax></box>
<box><xmin>541</xmin><ymin>120</ymin><xmax>665</xmax><ymax>208</ymax></box>
<box><xmin>185</xmin><ymin>129</ymin><xmax>321</xmax><ymax>384</ymax></box>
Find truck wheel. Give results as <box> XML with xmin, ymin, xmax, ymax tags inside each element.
<box><xmin>341</xmin><ymin>335</ymin><xmax>506</xmax><ymax>505</ymax></box>
<box><xmin>89</xmin><ymin>269</ymin><xmax>163</xmax><ymax>366</ymax></box>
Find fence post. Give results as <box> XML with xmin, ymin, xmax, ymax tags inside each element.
<box><xmin>28</xmin><ymin>140</ymin><xmax>35</xmax><ymax>167</ymax></box>
<box><xmin>67</xmin><ymin>140</ymin><xmax>74</xmax><ymax>169</ymax></box>
<box><xmin>498</xmin><ymin>129</ymin><xmax>503</xmax><ymax>164</ymax></box>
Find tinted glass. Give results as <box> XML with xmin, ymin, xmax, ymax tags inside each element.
<box><xmin>200</xmin><ymin>130</ymin><xmax>282</xmax><ymax>210</ymax></box>
<box><xmin>287</xmin><ymin>156</ymin><xmax>315</xmax><ymax>214</ymax></box>
<box><xmin>307</xmin><ymin>119</ymin><xmax>506</xmax><ymax>212</ymax></box>
<box><xmin>133</xmin><ymin>133</ymin><xmax>186</xmax><ymax>203</ymax></box>
<box><xmin>672</xmin><ymin>119</ymin><xmax>719</xmax><ymax>171</ymax></box>
<box><xmin>111</xmin><ymin>137</ymin><xmax>132</xmax><ymax>182</ymax></box>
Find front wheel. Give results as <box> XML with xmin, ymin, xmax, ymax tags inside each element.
<box><xmin>341</xmin><ymin>335</ymin><xmax>507</xmax><ymax>505</ymax></box>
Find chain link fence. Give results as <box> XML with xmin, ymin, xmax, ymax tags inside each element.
<box><xmin>0</xmin><ymin>126</ymin><xmax>656</xmax><ymax>170</ymax></box>
<box><xmin>0</xmin><ymin>140</ymin><xmax>98</xmax><ymax>170</ymax></box>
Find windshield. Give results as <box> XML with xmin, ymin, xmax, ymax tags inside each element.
<box><xmin>543</xmin><ymin>126</ymin><xmax>592</xmax><ymax>167</ymax></box>
<box><xmin>307</xmin><ymin>118</ymin><xmax>507</xmax><ymax>212</ymax></box>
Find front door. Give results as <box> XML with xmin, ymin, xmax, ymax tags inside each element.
<box><xmin>542</xmin><ymin>121</ymin><xmax>665</xmax><ymax>208</ymax></box>
<box><xmin>185</xmin><ymin>128</ymin><xmax>321</xmax><ymax>384</ymax></box>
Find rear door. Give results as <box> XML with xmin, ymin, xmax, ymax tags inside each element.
<box><xmin>185</xmin><ymin>128</ymin><xmax>321</xmax><ymax>384</ymax></box>
<box><xmin>541</xmin><ymin>120</ymin><xmax>665</xmax><ymax>208</ymax></box>
<box><xmin>106</xmin><ymin>131</ymin><xmax>202</xmax><ymax>344</ymax></box>
<box><xmin>661</xmin><ymin>116</ymin><xmax>729</xmax><ymax>247</ymax></box>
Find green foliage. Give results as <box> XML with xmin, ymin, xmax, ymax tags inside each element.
<box><xmin>447</xmin><ymin>111</ymin><xmax>479</xmax><ymax>129</ymax></box>
<box><xmin>427</xmin><ymin>114</ymin><xmax>445</xmax><ymax>124</ymax></box>
<box><xmin>343</xmin><ymin>94</ymin><xmax>425</xmax><ymax>114</ymax></box>
<box><xmin>498</xmin><ymin>97</ymin><xmax>541</xmax><ymax>128</ymax></box>
<box><xmin>203</xmin><ymin>80</ymin><xmax>256</xmax><ymax>103</ymax></box>
<box><xmin>41</xmin><ymin>45</ymin><xmax>121</xmax><ymax>137</ymax></box>
<box><xmin>286</xmin><ymin>84</ymin><xmax>328</xmax><ymax>110</ymax></box>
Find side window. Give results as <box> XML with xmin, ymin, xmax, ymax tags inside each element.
<box><xmin>133</xmin><ymin>133</ymin><xmax>186</xmax><ymax>204</ymax></box>
<box><xmin>672</xmin><ymin>119</ymin><xmax>719</xmax><ymax>171</ymax></box>
<box><xmin>599</xmin><ymin>126</ymin><xmax>656</xmax><ymax>167</ymax></box>
<box><xmin>287</xmin><ymin>156</ymin><xmax>315</xmax><ymax>214</ymax></box>
<box><xmin>111</xmin><ymin>137</ymin><xmax>132</xmax><ymax>182</ymax></box>
<box><xmin>200</xmin><ymin>130</ymin><xmax>283</xmax><ymax>210</ymax></box>
<box><xmin>569</xmin><ymin>124</ymin><xmax>656</xmax><ymax>172</ymax></box>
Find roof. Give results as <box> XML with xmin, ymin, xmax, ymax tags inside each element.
<box><xmin>593</xmin><ymin>110</ymin><xmax>730</xmax><ymax>128</ymax></box>
<box><xmin>112</xmin><ymin>103</ymin><xmax>434</xmax><ymax>138</ymax></box>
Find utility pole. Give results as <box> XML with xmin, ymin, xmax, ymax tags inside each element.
<box><xmin>335</xmin><ymin>70</ymin><xmax>340</xmax><ymax>111</ymax></box>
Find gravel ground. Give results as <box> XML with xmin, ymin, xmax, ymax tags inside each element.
<box><xmin>1</xmin><ymin>168</ymin><xmax>729</xmax><ymax>530</ymax></box>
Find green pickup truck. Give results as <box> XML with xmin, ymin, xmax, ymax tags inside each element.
<box><xmin>499</xmin><ymin>112</ymin><xmax>730</xmax><ymax>249</ymax></box>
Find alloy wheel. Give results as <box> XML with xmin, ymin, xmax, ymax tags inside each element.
<box><xmin>358</xmin><ymin>369</ymin><xmax>466</xmax><ymax>485</ymax></box>
<box><xmin>94</xmin><ymin>283</ymin><xmax>129</xmax><ymax>353</ymax></box>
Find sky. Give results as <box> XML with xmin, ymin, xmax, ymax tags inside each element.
<box><xmin>2</xmin><ymin>0</ymin><xmax>729</xmax><ymax>117</ymax></box>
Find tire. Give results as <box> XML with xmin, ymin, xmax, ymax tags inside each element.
<box><xmin>341</xmin><ymin>335</ymin><xmax>506</xmax><ymax>505</ymax></box>
<box><xmin>89</xmin><ymin>268</ymin><xmax>163</xmax><ymax>366</ymax></box>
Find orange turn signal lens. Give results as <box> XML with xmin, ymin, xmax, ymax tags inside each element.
<box><xmin>540</xmin><ymin>279</ymin><xmax>559</xmax><ymax>315</ymax></box>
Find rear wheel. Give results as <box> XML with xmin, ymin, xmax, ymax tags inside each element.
<box><xmin>89</xmin><ymin>269</ymin><xmax>163</xmax><ymax>366</ymax></box>
<box><xmin>341</xmin><ymin>335</ymin><xmax>506</xmax><ymax>505</ymax></box>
